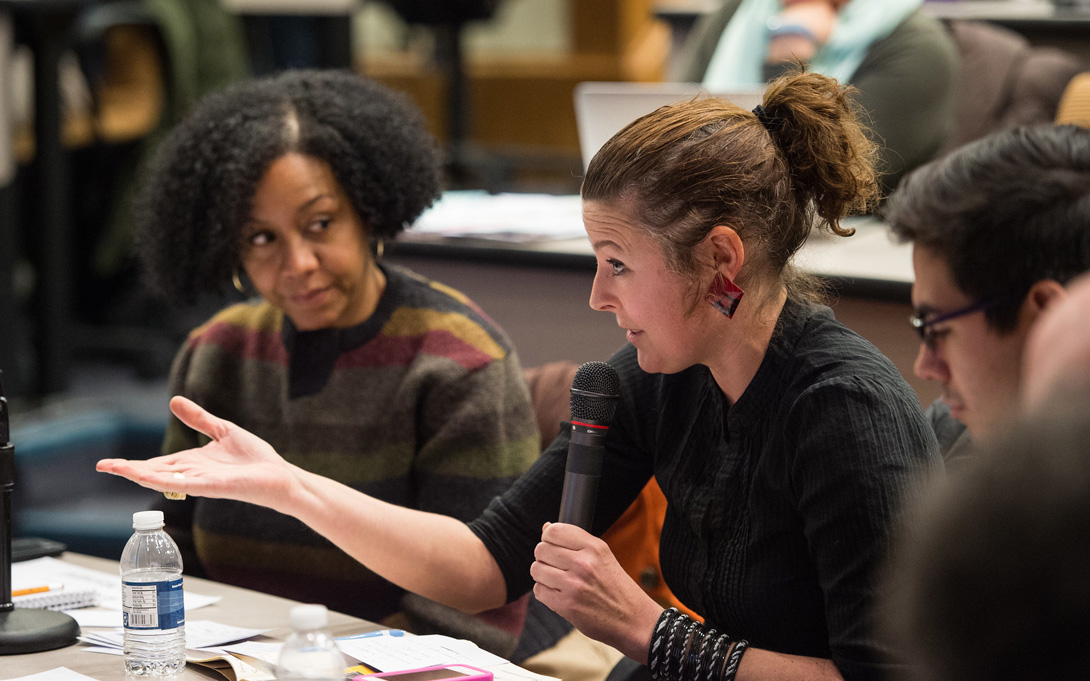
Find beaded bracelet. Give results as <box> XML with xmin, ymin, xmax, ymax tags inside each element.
<box><xmin>648</xmin><ymin>608</ymin><xmax>678</xmax><ymax>679</ymax></box>
<box><xmin>721</xmin><ymin>639</ymin><xmax>750</xmax><ymax>681</ymax></box>
<box><xmin>707</xmin><ymin>633</ymin><xmax>729</xmax><ymax>681</ymax></box>
<box><xmin>650</xmin><ymin>610</ymin><xmax>748</xmax><ymax>681</ymax></box>
<box><xmin>692</xmin><ymin>626</ymin><xmax>716</xmax><ymax>681</ymax></box>
<box><xmin>671</xmin><ymin>616</ymin><xmax>699</xmax><ymax>681</ymax></box>
<box><xmin>665</xmin><ymin>610</ymin><xmax>689</xmax><ymax>681</ymax></box>
<box><xmin>683</xmin><ymin>624</ymin><xmax>703</xmax><ymax>678</ymax></box>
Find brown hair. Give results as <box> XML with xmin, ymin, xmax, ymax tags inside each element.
<box><xmin>581</xmin><ymin>70</ymin><xmax>878</xmax><ymax>306</ymax></box>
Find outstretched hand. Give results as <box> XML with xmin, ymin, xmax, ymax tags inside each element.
<box><xmin>96</xmin><ymin>396</ymin><xmax>299</xmax><ymax>513</ymax></box>
<box><xmin>530</xmin><ymin>522</ymin><xmax>664</xmax><ymax>662</ymax></box>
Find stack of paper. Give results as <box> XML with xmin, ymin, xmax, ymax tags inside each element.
<box><xmin>189</xmin><ymin>631</ymin><xmax>559</xmax><ymax>681</ymax></box>
<box><xmin>11</xmin><ymin>556</ymin><xmax>220</xmax><ymax>627</ymax></box>
<box><xmin>409</xmin><ymin>192</ymin><xmax>586</xmax><ymax>243</ymax></box>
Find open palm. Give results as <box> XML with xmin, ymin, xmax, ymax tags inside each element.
<box><xmin>96</xmin><ymin>396</ymin><xmax>299</xmax><ymax>513</ymax></box>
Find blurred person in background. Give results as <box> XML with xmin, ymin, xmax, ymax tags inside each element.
<box><xmin>885</xmin><ymin>394</ymin><xmax>1090</xmax><ymax>681</ymax></box>
<box><xmin>673</xmin><ymin>0</ymin><xmax>957</xmax><ymax>194</ymax></box>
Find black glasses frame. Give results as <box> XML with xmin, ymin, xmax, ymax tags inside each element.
<box><xmin>909</xmin><ymin>299</ymin><xmax>999</xmax><ymax>350</ymax></box>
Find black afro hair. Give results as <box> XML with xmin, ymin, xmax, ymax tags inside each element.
<box><xmin>133</xmin><ymin>69</ymin><xmax>443</xmax><ymax>304</ymax></box>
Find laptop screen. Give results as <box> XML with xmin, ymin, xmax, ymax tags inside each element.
<box><xmin>573</xmin><ymin>82</ymin><xmax>764</xmax><ymax>171</ymax></box>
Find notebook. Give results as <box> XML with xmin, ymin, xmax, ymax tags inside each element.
<box><xmin>573</xmin><ymin>81</ymin><xmax>765</xmax><ymax>171</ymax></box>
<box><xmin>12</xmin><ymin>584</ymin><xmax>100</xmax><ymax>611</ymax></box>
<box><xmin>11</xmin><ymin>557</ymin><xmax>103</xmax><ymax>611</ymax></box>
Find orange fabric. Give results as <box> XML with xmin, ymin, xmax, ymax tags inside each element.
<box><xmin>601</xmin><ymin>478</ymin><xmax>701</xmax><ymax>621</ymax></box>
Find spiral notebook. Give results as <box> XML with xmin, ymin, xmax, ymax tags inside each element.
<box><xmin>12</xmin><ymin>583</ymin><xmax>101</xmax><ymax>611</ymax></box>
<box><xmin>11</xmin><ymin>557</ymin><xmax>102</xmax><ymax>611</ymax></box>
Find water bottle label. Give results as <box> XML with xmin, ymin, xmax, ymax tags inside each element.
<box><xmin>122</xmin><ymin>578</ymin><xmax>185</xmax><ymax>630</ymax></box>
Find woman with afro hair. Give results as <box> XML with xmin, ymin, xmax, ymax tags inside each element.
<box><xmin>134</xmin><ymin>69</ymin><xmax>579</xmax><ymax>668</ymax></box>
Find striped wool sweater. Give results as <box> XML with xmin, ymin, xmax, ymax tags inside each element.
<box><xmin>159</xmin><ymin>264</ymin><xmax>540</xmax><ymax>626</ymax></box>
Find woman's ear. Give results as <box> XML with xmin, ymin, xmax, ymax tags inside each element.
<box><xmin>704</xmin><ymin>225</ymin><xmax>745</xmax><ymax>279</ymax></box>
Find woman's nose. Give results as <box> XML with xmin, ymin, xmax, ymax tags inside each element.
<box><xmin>282</xmin><ymin>239</ymin><xmax>318</xmax><ymax>276</ymax></box>
<box><xmin>589</xmin><ymin>268</ymin><xmax>615</xmax><ymax>312</ymax></box>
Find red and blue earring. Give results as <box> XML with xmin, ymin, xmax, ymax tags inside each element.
<box><xmin>707</xmin><ymin>272</ymin><xmax>744</xmax><ymax>318</ymax></box>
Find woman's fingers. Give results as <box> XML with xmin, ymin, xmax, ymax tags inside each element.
<box><xmin>169</xmin><ymin>395</ymin><xmax>232</xmax><ymax>441</ymax></box>
<box><xmin>95</xmin><ymin>457</ymin><xmax>178</xmax><ymax>492</ymax></box>
<box><xmin>542</xmin><ymin>521</ymin><xmax>597</xmax><ymax>550</ymax></box>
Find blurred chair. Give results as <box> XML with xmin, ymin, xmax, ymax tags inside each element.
<box><xmin>12</xmin><ymin>411</ymin><xmax>165</xmax><ymax>559</ymax></box>
<box><xmin>9</xmin><ymin>0</ymin><xmax>248</xmax><ymax>396</ymax></box>
<box><xmin>1056</xmin><ymin>72</ymin><xmax>1090</xmax><ymax>127</ymax></box>
<box><xmin>939</xmin><ymin>19</ymin><xmax>1085</xmax><ymax>155</ymax></box>
<box><xmin>11</xmin><ymin>1</ymin><xmax>166</xmax><ymax>164</ymax></box>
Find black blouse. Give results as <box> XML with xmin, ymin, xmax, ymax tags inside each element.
<box><xmin>469</xmin><ymin>300</ymin><xmax>941</xmax><ymax>681</ymax></box>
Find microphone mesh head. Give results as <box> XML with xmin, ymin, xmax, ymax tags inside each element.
<box><xmin>570</xmin><ymin>361</ymin><xmax>620</xmax><ymax>422</ymax></box>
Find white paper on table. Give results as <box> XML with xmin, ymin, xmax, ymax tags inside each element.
<box><xmin>189</xmin><ymin>645</ymin><xmax>278</xmax><ymax>681</ymax></box>
<box><xmin>77</xmin><ymin>620</ymin><xmax>268</xmax><ymax>651</ymax></box>
<box><xmin>67</xmin><ymin>608</ymin><xmax>121</xmax><ymax>628</ymax></box>
<box><xmin>3</xmin><ymin>668</ymin><xmax>102</xmax><ymax>681</ymax></box>
<box><xmin>491</xmin><ymin>667</ymin><xmax>561</xmax><ymax>681</ymax></box>
<box><xmin>78</xmin><ymin>629</ymin><xmax>123</xmax><ymax>648</ymax></box>
<box><xmin>219</xmin><ymin>640</ymin><xmax>285</xmax><ymax>665</ymax></box>
<box><xmin>12</xmin><ymin>557</ymin><xmax>221</xmax><ymax>622</ymax></box>
<box><xmin>337</xmin><ymin>634</ymin><xmax>507</xmax><ymax>672</ymax></box>
<box><xmin>80</xmin><ymin>646</ymin><xmax>124</xmax><ymax>656</ymax></box>
<box><xmin>410</xmin><ymin>192</ymin><xmax>587</xmax><ymax>242</ymax></box>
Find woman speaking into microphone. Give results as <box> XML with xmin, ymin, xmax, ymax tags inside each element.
<box><xmin>100</xmin><ymin>69</ymin><xmax>939</xmax><ymax>681</ymax></box>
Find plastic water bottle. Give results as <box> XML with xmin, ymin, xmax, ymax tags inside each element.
<box><xmin>120</xmin><ymin>510</ymin><xmax>186</xmax><ymax>678</ymax></box>
<box><xmin>275</xmin><ymin>604</ymin><xmax>347</xmax><ymax>681</ymax></box>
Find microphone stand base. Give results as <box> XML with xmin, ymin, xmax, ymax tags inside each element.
<box><xmin>0</xmin><ymin>607</ymin><xmax>79</xmax><ymax>654</ymax></box>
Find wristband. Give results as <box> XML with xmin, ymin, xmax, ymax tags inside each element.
<box><xmin>766</xmin><ymin>17</ymin><xmax>819</xmax><ymax>44</ymax></box>
<box><xmin>665</xmin><ymin>612</ymin><xmax>688</xmax><ymax>681</ymax></box>
<box><xmin>707</xmin><ymin>633</ymin><xmax>730</xmax><ymax>681</ymax></box>
<box><xmin>672</xmin><ymin>617</ymin><xmax>698</xmax><ymax>681</ymax></box>
<box><xmin>649</xmin><ymin>608</ymin><xmax>678</xmax><ymax>680</ymax></box>
<box><xmin>781</xmin><ymin>0</ymin><xmax>847</xmax><ymax>8</ymax></box>
<box><xmin>721</xmin><ymin>639</ymin><xmax>749</xmax><ymax>681</ymax></box>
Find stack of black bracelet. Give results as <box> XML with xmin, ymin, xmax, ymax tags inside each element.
<box><xmin>648</xmin><ymin>607</ymin><xmax>749</xmax><ymax>681</ymax></box>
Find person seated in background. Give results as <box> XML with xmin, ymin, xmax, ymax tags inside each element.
<box><xmin>101</xmin><ymin>69</ymin><xmax>941</xmax><ymax>681</ymax></box>
<box><xmin>130</xmin><ymin>69</ymin><xmax>608</xmax><ymax>673</ymax></box>
<box><xmin>884</xmin><ymin>124</ymin><xmax>1090</xmax><ymax>471</ymax></box>
<box><xmin>1022</xmin><ymin>272</ymin><xmax>1090</xmax><ymax>411</ymax></box>
<box><xmin>673</xmin><ymin>0</ymin><xmax>957</xmax><ymax>194</ymax></box>
<box><xmin>884</xmin><ymin>394</ymin><xmax>1090</xmax><ymax>681</ymax></box>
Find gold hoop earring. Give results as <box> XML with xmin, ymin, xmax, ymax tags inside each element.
<box><xmin>374</xmin><ymin>237</ymin><xmax>385</xmax><ymax>262</ymax></box>
<box><xmin>232</xmin><ymin>268</ymin><xmax>246</xmax><ymax>294</ymax></box>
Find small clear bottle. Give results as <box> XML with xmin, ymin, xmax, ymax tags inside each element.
<box><xmin>120</xmin><ymin>510</ymin><xmax>186</xmax><ymax>678</ymax></box>
<box><xmin>275</xmin><ymin>604</ymin><xmax>347</xmax><ymax>681</ymax></box>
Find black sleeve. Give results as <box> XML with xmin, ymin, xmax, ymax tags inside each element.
<box><xmin>784</xmin><ymin>373</ymin><xmax>941</xmax><ymax>681</ymax></box>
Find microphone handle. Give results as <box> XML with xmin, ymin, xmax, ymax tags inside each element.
<box><xmin>559</xmin><ymin>471</ymin><xmax>600</xmax><ymax>531</ymax></box>
<box><xmin>558</xmin><ymin>423</ymin><xmax>607</xmax><ymax>531</ymax></box>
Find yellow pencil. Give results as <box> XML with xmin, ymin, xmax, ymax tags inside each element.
<box><xmin>347</xmin><ymin>664</ymin><xmax>377</xmax><ymax>675</ymax></box>
<box><xmin>13</xmin><ymin>583</ymin><xmax>63</xmax><ymax>597</ymax></box>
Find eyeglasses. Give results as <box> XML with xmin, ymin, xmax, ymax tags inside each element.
<box><xmin>909</xmin><ymin>299</ymin><xmax>999</xmax><ymax>350</ymax></box>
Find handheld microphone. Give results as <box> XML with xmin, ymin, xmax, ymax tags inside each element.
<box><xmin>558</xmin><ymin>361</ymin><xmax>620</xmax><ymax>530</ymax></box>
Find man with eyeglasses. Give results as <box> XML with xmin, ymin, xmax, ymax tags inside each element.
<box><xmin>884</xmin><ymin>124</ymin><xmax>1090</xmax><ymax>471</ymax></box>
